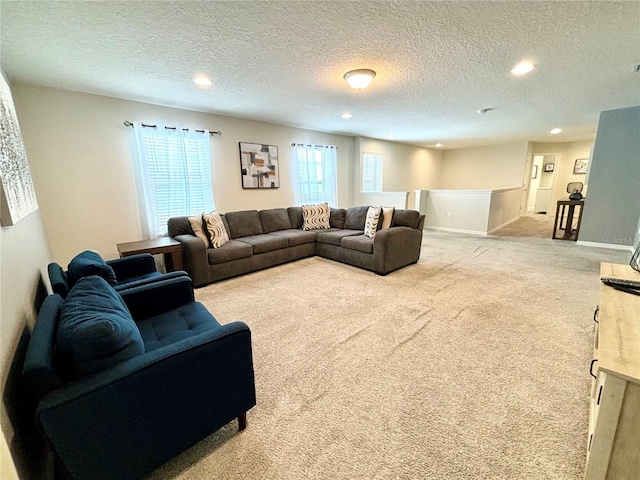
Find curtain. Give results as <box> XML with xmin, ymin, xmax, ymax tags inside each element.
<box><xmin>291</xmin><ymin>144</ymin><xmax>337</xmax><ymax>207</ymax></box>
<box><xmin>132</xmin><ymin>122</ymin><xmax>214</xmax><ymax>238</ymax></box>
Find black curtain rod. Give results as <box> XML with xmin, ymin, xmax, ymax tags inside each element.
<box><xmin>124</xmin><ymin>121</ymin><xmax>221</xmax><ymax>136</ymax></box>
<box><xmin>291</xmin><ymin>143</ymin><xmax>337</xmax><ymax>149</ymax></box>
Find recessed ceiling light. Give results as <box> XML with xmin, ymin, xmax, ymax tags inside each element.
<box><xmin>343</xmin><ymin>69</ymin><xmax>376</xmax><ymax>89</ymax></box>
<box><xmin>511</xmin><ymin>61</ymin><xmax>535</xmax><ymax>75</ymax></box>
<box><xmin>477</xmin><ymin>108</ymin><xmax>495</xmax><ymax>115</ymax></box>
<box><xmin>550</xmin><ymin>128</ymin><xmax>562</xmax><ymax>135</ymax></box>
<box><xmin>193</xmin><ymin>76</ymin><xmax>212</xmax><ymax>88</ymax></box>
<box><xmin>388</xmin><ymin>133</ymin><xmax>395</xmax><ymax>139</ymax></box>
<box><xmin>435</xmin><ymin>143</ymin><xmax>443</xmax><ymax>148</ymax></box>
<box><xmin>341</xmin><ymin>112</ymin><xmax>352</xmax><ymax>119</ymax></box>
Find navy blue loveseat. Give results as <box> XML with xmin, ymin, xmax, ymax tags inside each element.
<box><xmin>23</xmin><ymin>275</ymin><xmax>256</xmax><ymax>480</ymax></box>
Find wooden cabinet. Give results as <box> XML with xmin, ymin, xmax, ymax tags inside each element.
<box><xmin>585</xmin><ymin>263</ymin><xmax>640</xmax><ymax>480</ymax></box>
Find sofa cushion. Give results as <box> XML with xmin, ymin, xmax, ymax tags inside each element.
<box><xmin>302</xmin><ymin>203</ymin><xmax>330</xmax><ymax>230</ymax></box>
<box><xmin>364</xmin><ymin>207</ymin><xmax>382</xmax><ymax>239</ymax></box>
<box><xmin>269</xmin><ymin>229</ymin><xmax>318</xmax><ymax>247</ymax></box>
<box><xmin>224</xmin><ymin>210</ymin><xmax>263</xmax><ymax>238</ymax></box>
<box><xmin>344</xmin><ymin>206</ymin><xmax>370</xmax><ymax>230</ymax></box>
<box><xmin>137</xmin><ymin>302</ymin><xmax>221</xmax><ymax>352</ymax></box>
<box><xmin>188</xmin><ymin>214</ymin><xmax>210</xmax><ymax>246</ymax></box>
<box><xmin>67</xmin><ymin>251</ymin><xmax>117</xmax><ymax>287</ymax></box>
<box><xmin>380</xmin><ymin>206</ymin><xmax>394</xmax><ymax>230</ymax></box>
<box><xmin>287</xmin><ymin>207</ymin><xmax>303</xmax><ymax>229</ymax></box>
<box><xmin>316</xmin><ymin>229</ymin><xmax>363</xmax><ymax>246</ymax></box>
<box><xmin>206</xmin><ymin>240</ymin><xmax>253</xmax><ymax>265</ymax></box>
<box><xmin>341</xmin><ymin>235</ymin><xmax>374</xmax><ymax>254</ymax></box>
<box><xmin>203</xmin><ymin>211</ymin><xmax>230</xmax><ymax>248</ymax></box>
<box><xmin>235</xmin><ymin>234</ymin><xmax>289</xmax><ymax>254</ymax></box>
<box><xmin>259</xmin><ymin>208</ymin><xmax>292</xmax><ymax>233</ymax></box>
<box><xmin>393</xmin><ymin>209</ymin><xmax>421</xmax><ymax>229</ymax></box>
<box><xmin>330</xmin><ymin>208</ymin><xmax>346</xmax><ymax>229</ymax></box>
<box><xmin>57</xmin><ymin>276</ymin><xmax>144</xmax><ymax>378</ymax></box>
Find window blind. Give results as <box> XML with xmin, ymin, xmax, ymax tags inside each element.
<box><xmin>362</xmin><ymin>153</ymin><xmax>383</xmax><ymax>192</ymax></box>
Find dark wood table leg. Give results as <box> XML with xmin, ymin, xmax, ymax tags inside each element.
<box><xmin>552</xmin><ymin>202</ymin><xmax>562</xmax><ymax>239</ymax></box>
<box><xmin>170</xmin><ymin>250</ymin><xmax>183</xmax><ymax>271</ymax></box>
<box><xmin>563</xmin><ymin>205</ymin><xmax>576</xmax><ymax>239</ymax></box>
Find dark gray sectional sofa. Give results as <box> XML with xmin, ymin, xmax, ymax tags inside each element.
<box><xmin>168</xmin><ymin>206</ymin><xmax>424</xmax><ymax>287</ymax></box>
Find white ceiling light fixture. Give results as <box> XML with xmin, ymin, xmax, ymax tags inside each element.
<box><xmin>550</xmin><ymin>128</ymin><xmax>562</xmax><ymax>134</ymax></box>
<box><xmin>477</xmin><ymin>108</ymin><xmax>495</xmax><ymax>115</ymax></box>
<box><xmin>341</xmin><ymin>112</ymin><xmax>353</xmax><ymax>119</ymax></box>
<box><xmin>388</xmin><ymin>133</ymin><xmax>395</xmax><ymax>139</ymax></box>
<box><xmin>193</xmin><ymin>76</ymin><xmax>213</xmax><ymax>88</ymax></box>
<box><xmin>343</xmin><ymin>69</ymin><xmax>376</xmax><ymax>90</ymax></box>
<box><xmin>511</xmin><ymin>61</ymin><xmax>535</xmax><ymax>75</ymax></box>
<box><xmin>435</xmin><ymin>143</ymin><xmax>443</xmax><ymax>148</ymax></box>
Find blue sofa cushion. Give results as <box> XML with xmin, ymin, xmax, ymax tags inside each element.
<box><xmin>67</xmin><ymin>250</ymin><xmax>118</xmax><ymax>287</ymax></box>
<box><xmin>57</xmin><ymin>276</ymin><xmax>144</xmax><ymax>378</ymax></box>
<box><xmin>137</xmin><ymin>302</ymin><xmax>221</xmax><ymax>352</ymax></box>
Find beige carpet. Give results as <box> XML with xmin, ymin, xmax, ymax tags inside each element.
<box><xmin>146</xmin><ymin>217</ymin><xmax>630</xmax><ymax>479</ymax></box>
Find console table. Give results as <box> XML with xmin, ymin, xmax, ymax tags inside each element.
<box><xmin>117</xmin><ymin>237</ymin><xmax>183</xmax><ymax>272</ymax></box>
<box><xmin>552</xmin><ymin>199</ymin><xmax>585</xmax><ymax>241</ymax></box>
<box><xmin>585</xmin><ymin>263</ymin><xmax>640</xmax><ymax>479</ymax></box>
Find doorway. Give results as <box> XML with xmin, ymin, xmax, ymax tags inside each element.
<box><xmin>526</xmin><ymin>154</ymin><xmax>558</xmax><ymax>214</ymax></box>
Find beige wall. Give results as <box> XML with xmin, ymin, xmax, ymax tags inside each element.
<box><xmin>0</xmin><ymin>71</ymin><xmax>53</xmax><ymax>478</ymax></box>
<box><xmin>354</xmin><ymin>136</ymin><xmax>442</xmax><ymax>207</ymax></box>
<box><xmin>440</xmin><ymin>141</ymin><xmax>529</xmax><ymax>189</ymax></box>
<box><xmin>529</xmin><ymin>140</ymin><xmax>593</xmax><ymax>213</ymax></box>
<box><xmin>12</xmin><ymin>83</ymin><xmax>355</xmax><ymax>265</ymax></box>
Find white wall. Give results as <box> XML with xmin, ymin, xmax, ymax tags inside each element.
<box><xmin>487</xmin><ymin>188</ymin><xmax>523</xmax><ymax>233</ymax></box>
<box><xmin>12</xmin><ymin>83</ymin><xmax>355</xmax><ymax>264</ymax></box>
<box><xmin>440</xmin><ymin>141</ymin><xmax>529</xmax><ymax>189</ymax></box>
<box><xmin>424</xmin><ymin>190</ymin><xmax>492</xmax><ymax>234</ymax></box>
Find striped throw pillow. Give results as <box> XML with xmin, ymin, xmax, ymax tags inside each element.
<box><xmin>364</xmin><ymin>207</ymin><xmax>382</xmax><ymax>238</ymax></box>
<box><xmin>188</xmin><ymin>214</ymin><xmax>210</xmax><ymax>246</ymax></box>
<box><xmin>302</xmin><ymin>202</ymin><xmax>330</xmax><ymax>230</ymax></box>
<box><xmin>203</xmin><ymin>211</ymin><xmax>230</xmax><ymax>248</ymax></box>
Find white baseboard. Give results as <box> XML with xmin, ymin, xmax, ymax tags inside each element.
<box><xmin>576</xmin><ymin>240</ymin><xmax>634</xmax><ymax>252</ymax></box>
<box><xmin>424</xmin><ymin>226</ymin><xmax>487</xmax><ymax>236</ymax></box>
<box><xmin>487</xmin><ymin>216</ymin><xmax>520</xmax><ymax>235</ymax></box>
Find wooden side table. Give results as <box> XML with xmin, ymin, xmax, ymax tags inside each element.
<box><xmin>552</xmin><ymin>199</ymin><xmax>585</xmax><ymax>241</ymax></box>
<box><xmin>117</xmin><ymin>237</ymin><xmax>183</xmax><ymax>272</ymax></box>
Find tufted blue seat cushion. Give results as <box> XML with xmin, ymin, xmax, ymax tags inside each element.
<box><xmin>137</xmin><ymin>302</ymin><xmax>221</xmax><ymax>352</ymax></box>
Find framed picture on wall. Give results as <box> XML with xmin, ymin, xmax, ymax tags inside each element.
<box><xmin>531</xmin><ymin>165</ymin><xmax>538</xmax><ymax>179</ymax></box>
<box><xmin>543</xmin><ymin>163</ymin><xmax>555</xmax><ymax>172</ymax></box>
<box><xmin>238</xmin><ymin>142</ymin><xmax>280</xmax><ymax>189</ymax></box>
<box><xmin>573</xmin><ymin>158</ymin><xmax>589</xmax><ymax>174</ymax></box>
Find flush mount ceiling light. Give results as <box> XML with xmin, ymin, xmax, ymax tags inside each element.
<box><xmin>435</xmin><ymin>143</ymin><xmax>443</xmax><ymax>148</ymax></box>
<box><xmin>511</xmin><ymin>61</ymin><xmax>535</xmax><ymax>75</ymax></box>
<box><xmin>341</xmin><ymin>112</ymin><xmax>353</xmax><ymax>119</ymax></box>
<box><xmin>193</xmin><ymin>76</ymin><xmax>213</xmax><ymax>88</ymax></box>
<box><xmin>550</xmin><ymin>128</ymin><xmax>562</xmax><ymax>134</ymax></box>
<box><xmin>343</xmin><ymin>69</ymin><xmax>376</xmax><ymax>89</ymax></box>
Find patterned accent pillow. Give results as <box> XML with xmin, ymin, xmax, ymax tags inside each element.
<box><xmin>380</xmin><ymin>206</ymin><xmax>394</xmax><ymax>230</ymax></box>
<box><xmin>364</xmin><ymin>207</ymin><xmax>382</xmax><ymax>238</ymax></box>
<box><xmin>188</xmin><ymin>214</ymin><xmax>210</xmax><ymax>246</ymax></box>
<box><xmin>203</xmin><ymin>211</ymin><xmax>230</xmax><ymax>248</ymax></box>
<box><xmin>302</xmin><ymin>202</ymin><xmax>330</xmax><ymax>230</ymax></box>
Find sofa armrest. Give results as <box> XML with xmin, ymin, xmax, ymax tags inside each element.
<box><xmin>373</xmin><ymin>226</ymin><xmax>423</xmax><ymax>274</ymax></box>
<box><xmin>107</xmin><ymin>253</ymin><xmax>156</xmax><ymax>281</ymax></box>
<box><xmin>35</xmin><ymin>321</ymin><xmax>256</xmax><ymax>480</ymax></box>
<box><xmin>173</xmin><ymin>234</ymin><xmax>210</xmax><ymax>287</ymax></box>
<box><xmin>119</xmin><ymin>276</ymin><xmax>195</xmax><ymax>320</ymax></box>
<box><xmin>47</xmin><ymin>262</ymin><xmax>70</xmax><ymax>298</ymax></box>
<box><xmin>113</xmin><ymin>270</ymin><xmax>188</xmax><ymax>292</ymax></box>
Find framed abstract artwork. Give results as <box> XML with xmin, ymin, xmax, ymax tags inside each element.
<box><xmin>574</xmin><ymin>158</ymin><xmax>589</xmax><ymax>174</ymax></box>
<box><xmin>238</xmin><ymin>142</ymin><xmax>279</xmax><ymax>189</ymax></box>
<box><xmin>0</xmin><ymin>74</ymin><xmax>38</xmax><ymax>225</ymax></box>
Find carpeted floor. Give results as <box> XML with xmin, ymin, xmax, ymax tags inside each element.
<box><xmin>146</xmin><ymin>217</ymin><xmax>630</xmax><ymax>479</ymax></box>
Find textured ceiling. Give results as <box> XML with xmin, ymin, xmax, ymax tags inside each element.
<box><xmin>1</xmin><ymin>1</ymin><xmax>639</xmax><ymax>148</ymax></box>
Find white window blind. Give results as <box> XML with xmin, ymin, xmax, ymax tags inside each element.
<box><xmin>132</xmin><ymin>122</ymin><xmax>214</xmax><ymax>238</ymax></box>
<box><xmin>291</xmin><ymin>144</ymin><xmax>338</xmax><ymax>206</ymax></box>
<box><xmin>362</xmin><ymin>153</ymin><xmax>383</xmax><ymax>192</ymax></box>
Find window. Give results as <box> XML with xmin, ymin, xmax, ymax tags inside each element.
<box><xmin>291</xmin><ymin>144</ymin><xmax>337</xmax><ymax>206</ymax></box>
<box><xmin>132</xmin><ymin>122</ymin><xmax>214</xmax><ymax>238</ymax></box>
<box><xmin>361</xmin><ymin>153</ymin><xmax>383</xmax><ymax>192</ymax></box>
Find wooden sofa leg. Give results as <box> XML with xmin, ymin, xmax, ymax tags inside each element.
<box><xmin>238</xmin><ymin>412</ymin><xmax>247</xmax><ymax>431</ymax></box>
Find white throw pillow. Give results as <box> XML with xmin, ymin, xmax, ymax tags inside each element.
<box><xmin>364</xmin><ymin>207</ymin><xmax>382</xmax><ymax>238</ymax></box>
<box><xmin>188</xmin><ymin>214</ymin><xmax>210</xmax><ymax>246</ymax></box>
<box><xmin>203</xmin><ymin>211</ymin><xmax>230</xmax><ymax>248</ymax></box>
<box><xmin>302</xmin><ymin>203</ymin><xmax>330</xmax><ymax>230</ymax></box>
<box><xmin>380</xmin><ymin>206</ymin><xmax>394</xmax><ymax>230</ymax></box>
